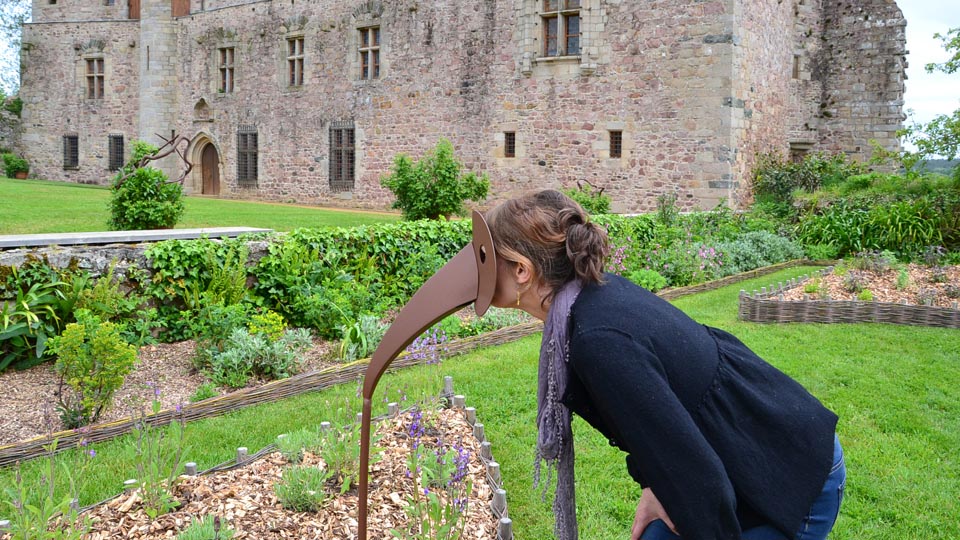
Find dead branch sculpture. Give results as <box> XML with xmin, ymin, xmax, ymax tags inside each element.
<box><xmin>114</xmin><ymin>133</ymin><xmax>193</xmax><ymax>188</ymax></box>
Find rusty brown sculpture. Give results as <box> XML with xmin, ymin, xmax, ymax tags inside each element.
<box><xmin>358</xmin><ymin>210</ymin><xmax>498</xmax><ymax>540</ymax></box>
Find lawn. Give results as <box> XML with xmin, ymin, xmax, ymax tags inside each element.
<box><xmin>0</xmin><ymin>177</ymin><xmax>399</xmax><ymax>234</ymax></box>
<box><xmin>3</xmin><ymin>266</ymin><xmax>958</xmax><ymax>539</ymax></box>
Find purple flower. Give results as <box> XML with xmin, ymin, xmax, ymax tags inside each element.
<box><xmin>88</xmin><ymin>449</ymin><xmax>96</xmax><ymax>457</ymax></box>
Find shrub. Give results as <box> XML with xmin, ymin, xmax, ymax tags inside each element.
<box><xmin>2</xmin><ymin>152</ymin><xmax>28</xmax><ymax>177</ymax></box>
<box><xmin>274</xmin><ymin>465</ymin><xmax>331</xmax><ymax>512</ymax></box>
<box><xmin>857</xmin><ymin>289</ymin><xmax>875</xmax><ymax>302</ymax></box>
<box><xmin>207</xmin><ymin>327</ymin><xmax>312</xmax><ymax>388</ymax></box>
<box><xmin>563</xmin><ymin>181</ymin><xmax>611</xmax><ymax>214</ymax></box>
<box><xmin>109</xmin><ymin>166</ymin><xmax>185</xmax><ymax>230</ymax></box>
<box><xmin>1</xmin><ymin>265</ymin><xmax>67</xmax><ymax>372</ymax></box>
<box><xmin>626</xmin><ymin>269</ymin><xmax>668</xmax><ymax>292</ymax></box>
<box><xmin>380</xmin><ymin>138</ymin><xmax>489</xmax><ymax>220</ymax></box>
<box><xmin>76</xmin><ymin>262</ymin><xmax>157</xmax><ymax>346</ymax></box>
<box><xmin>47</xmin><ymin>310</ymin><xmax>138</xmax><ymax>428</ymax></box>
<box><xmin>338</xmin><ymin>313</ymin><xmax>388</xmax><ymax>362</ymax></box>
<box><xmin>804</xmin><ymin>243</ymin><xmax>840</xmax><ymax>261</ymax></box>
<box><xmin>109</xmin><ymin>141</ymin><xmax>184</xmax><ymax>231</ymax></box>
<box><xmin>277</xmin><ymin>427</ymin><xmax>321</xmax><ymax>465</ymax></box>
<box><xmin>188</xmin><ymin>382</ymin><xmax>219</xmax><ymax>403</ymax></box>
<box><xmin>716</xmin><ymin>231</ymin><xmax>804</xmax><ymax>276</ymax></box>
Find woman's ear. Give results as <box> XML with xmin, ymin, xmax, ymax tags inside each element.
<box><xmin>514</xmin><ymin>260</ymin><xmax>534</xmax><ymax>286</ymax></box>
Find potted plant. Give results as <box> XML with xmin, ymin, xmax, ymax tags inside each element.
<box><xmin>2</xmin><ymin>153</ymin><xmax>29</xmax><ymax>179</ymax></box>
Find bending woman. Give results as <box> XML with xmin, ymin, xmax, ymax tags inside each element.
<box><xmin>485</xmin><ymin>189</ymin><xmax>845</xmax><ymax>540</ymax></box>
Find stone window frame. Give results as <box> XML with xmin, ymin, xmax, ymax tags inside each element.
<box><xmin>329</xmin><ymin>120</ymin><xmax>356</xmax><ymax>192</ymax></box>
<box><xmin>541</xmin><ymin>0</ymin><xmax>581</xmax><ymax>58</ymax></box>
<box><xmin>217</xmin><ymin>46</ymin><xmax>236</xmax><ymax>94</ymax></box>
<box><xmin>285</xmin><ymin>35</ymin><xmax>305</xmax><ymax>88</ymax></box>
<box><xmin>63</xmin><ymin>134</ymin><xmax>79</xmax><ymax>170</ymax></box>
<box><xmin>236</xmin><ymin>125</ymin><xmax>258</xmax><ymax>187</ymax></box>
<box><xmin>107</xmin><ymin>134</ymin><xmax>124</xmax><ymax>171</ymax></box>
<box><xmin>504</xmin><ymin>132</ymin><xmax>517</xmax><ymax>158</ymax></box>
<box><xmin>84</xmin><ymin>55</ymin><xmax>105</xmax><ymax>100</ymax></box>
<box><xmin>609</xmin><ymin>130</ymin><xmax>622</xmax><ymax>159</ymax></box>
<box><xmin>352</xmin><ymin>2</ymin><xmax>386</xmax><ymax>84</ymax></box>
<box><xmin>517</xmin><ymin>0</ymin><xmax>601</xmax><ymax>77</ymax></box>
<box><xmin>358</xmin><ymin>26</ymin><xmax>381</xmax><ymax>81</ymax></box>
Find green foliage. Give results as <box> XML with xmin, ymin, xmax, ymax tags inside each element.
<box><xmin>177</xmin><ymin>515</ymin><xmax>235</xmax><ymax>540</ymax></box>
<box><xmin>2</xmin><ymin>152</ymin><xmax>28</xmax><ymax>177</ymax></box>
<box><xmin>655</xmin><ymin>192</ymin><xmax>681</xmax><ymax>226</ymax></box>
<box><xmin>110</xmin><ymin>141</ymin><xmax>184</xmax><ymax>231</ymax></box>
<box><xmin>625</xmin><ymin>268</ymin><xmax>668</xmax><ymax>292</ymax></box>
<box><xmin>563</xmin><ymin>181</ymin><xmax>611</xmax><ymax>214</ymax></box>
<box><xmin>76</xmin><ymin>262</ymin><xmax>157</xmax><ymax>346</ymax></box>
<box><xmin>48</xmin><ymin>310</ymin><xmax>138</xmax><ymax>428</ymax></box>
<box><xmin>803</xmin><ymin>278</ymin><xmax>821</xmax><ymax>294</ymax></box>
<box><xmin>804</xmin><ymin>243</ymin><xmax>840</xmax><ymax>261</ymax></box>
<box><xmin>247</xmin><ymin>309</ymin><xmax>287</xmax><ymax>342</ymax></box>
<box><xmin>205</xmin><ymin>327</ymin><xmax>311</xmax><ymax>388</ymax></box>
<box><xmin>380</xmin><ymin>138</ymin><xmax>490</xmax><ymax>220</ymax></box>
<box><xmin>317</xmin><ymin>421</ymin><xmax>371</xmax><ymax>495</ymax></box>
<box><xmin>274</xmin><ymin>465</ymin><xmax>331</xmax><ymax>512</ymax></box>
<box><xmin>1</xmin><ymin>265</ymin><xmax>66</xmax><ymax>372</ymax></box>
<box><xmin>4</xmin><ymin>96</ymin><xmax>23</xmax><ymax>117</ymax></box>
<box><xmin>716</xmin><ymin>231</ymin><xmax>804</xmax><ymax>275</ymax></box>
<box><xmin>857</xmin><ymin>289</ymin><xmax>874</xmax><ymax>302</ymax></box>
<box><xmin>1</xmin><ymin>440</ymin><xmax>92</xmax><ymax>540</ymax></box>
<box><xmin>188</xmin><ymin>382</ymin><xmax>219</xmax><ymax>403</ymax></box>
<box><xmin>896</xmin><ymin>267</ymin><xmax>911</xmax><ymax>290</ymax></box>
<box><xmin>277</xmin><ymin>427</ymin><xmax>321</xmax><ymax>465</ymax></box>
<box><xmin>338</xmin><ymin>313</ymin><xmax>388</xmax><ymax>362</ymax></box>
<box><xmin>751</xmin><ymin>152</ymin><xmax>869</xmax><ymax>218</ymax></box>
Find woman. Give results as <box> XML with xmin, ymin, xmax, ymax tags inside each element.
<box><xmin>485</xmin><ymin>189</ymin><xmax>845</xmax><ymax>540</ymax></box>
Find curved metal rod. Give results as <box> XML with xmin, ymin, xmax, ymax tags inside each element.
<box><xmin>357</xmin><ymin>211</ymin><xmax>497</xmax><ymax>540</ymax></box>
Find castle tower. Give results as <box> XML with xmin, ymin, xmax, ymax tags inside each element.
<box><xmin>138</xmin><ymin>0</ymin><xmax>180</xmax><ymax>180</ymax></box>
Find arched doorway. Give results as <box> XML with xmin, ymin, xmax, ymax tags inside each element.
<box><xmin>201</xmin><ymin>143</ymin><xmax>220</xmax><ymax>195</ymax></box>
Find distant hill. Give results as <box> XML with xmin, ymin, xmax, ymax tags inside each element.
<box><xmin>918</xmin><ymin>159</ymin><xmax>959</xmax><ymax>175</ymax></box>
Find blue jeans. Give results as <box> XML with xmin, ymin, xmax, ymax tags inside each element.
<box><xmin>641</xmin><ymin>435</ymin><xmax>846</xmax><ymax>540</ymax></box>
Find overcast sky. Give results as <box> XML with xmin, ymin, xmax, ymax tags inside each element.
<box><xmin>900</xmin><ymin>0</ymin><xmax>960</xmax><ymax>127</ymax></box>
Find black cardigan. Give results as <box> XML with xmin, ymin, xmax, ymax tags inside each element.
<box><xmin>563</xmin><ymin>274</ymin><xmax>838</xmax><ymax>540</ymax></box>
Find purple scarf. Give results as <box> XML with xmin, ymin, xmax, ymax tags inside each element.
<box><xmin>534</xmin><ymin>279</ymin><xmax>582</xmax><ymax>540</ymax></box>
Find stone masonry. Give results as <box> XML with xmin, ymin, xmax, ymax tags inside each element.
<box><xmin>17</xmin><ymin>0</ymin><xmax>907</xmax><ymax>213</ymax></box>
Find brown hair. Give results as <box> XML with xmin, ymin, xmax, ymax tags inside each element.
<box><xmin>486</xmin><ymin>189</ymin><xmax>609</xmax><ymax>302</ymax></box>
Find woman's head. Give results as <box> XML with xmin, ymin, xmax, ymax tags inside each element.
<box><xmin>486</xmin><ymin>189</ymin><xmax>608</xmax><ymax>303</ymax></box>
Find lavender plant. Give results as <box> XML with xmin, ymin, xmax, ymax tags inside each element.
<box><xmin>176</xmin><ymin>515</ymin><xmax>235</xmax><ymax>540</ymax></box>
<box><xmin>392</xmin><ymin>410</ymin><xmax>472</xmax><ymax>540</ymax></box>
<box><xmin>127</xmin><ymin>387</ymin><xmax>188</xmax><ymax>519</ymax></box>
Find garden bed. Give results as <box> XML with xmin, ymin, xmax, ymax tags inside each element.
<box><xmin>739</xmin><ymin>263</ymin><xmax>960</xmax><ymax>327</ymax></box>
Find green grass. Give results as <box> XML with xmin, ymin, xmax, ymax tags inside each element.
<box><xmin>2</xmin><ymin>266</ymin><xmax>958</xmax><ymax>539</ymax></box>
<box><xmin>0</xmin><ymin>177</ymin><xmax>398</xmax><ymax>234</ymax></box>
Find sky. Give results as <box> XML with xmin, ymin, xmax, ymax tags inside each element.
<box><xmin>898</xmin><ymin>0</ymin><xmax>960</xmax><ymax>128</ymax></box>
<box><xmin>1</xmin><ymin>2</ymin><xmax>958</xmax><ymax>125</ymax></box>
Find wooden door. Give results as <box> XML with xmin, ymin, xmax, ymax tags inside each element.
<box><xmin>128</xmin><ymin>0</ymin><xmax>140</xmax><ymax>19</ymax></box>
<box><xmin>172</xmin><ymin>0</ymin><xmax>190</xmax><ymax>17</ymax></box>
<box><xmin>201</xmin><ymin>144</ymin><xmax>220</xmax><ymax>195</ymax></box>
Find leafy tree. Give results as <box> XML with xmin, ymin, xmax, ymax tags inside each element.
<box><xmin>380</xmin><ymin>138</ymin><xmax>489</xmax><ymax>220</ymax></box>
<box><xmin>0</xmin><ymin>0</ymin><xmax>30</xmax><ymax>94</ymax></box>
<box><xmin>899</xmin><ymin>27</ymin><xmax>960</xmax><ymax>176</ymax></box>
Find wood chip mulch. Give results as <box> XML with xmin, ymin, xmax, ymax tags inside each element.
<box><xmin>778</xmin><ymin>263</ymin><xmax>959</xmax><ymax>306</ymax></box>
<box><xmin>76</xmin><ymin>408</ymin><xmax>495</xmax><ymax>540</ymax></box>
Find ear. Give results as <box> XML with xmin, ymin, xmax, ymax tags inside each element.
<box><xmin>514</xmin><ymin>260</ymin><xmax>534</xmax><ymax>286</ymax></box>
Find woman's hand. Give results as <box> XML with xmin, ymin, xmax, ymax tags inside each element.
<box><xmin>631</xmin><ymin>489</ymin><xmax>678</xmax><ymax>540</ymax></box>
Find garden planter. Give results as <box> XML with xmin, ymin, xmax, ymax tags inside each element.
<box><xmin>14</xmin><ymin>171</ymin><xmax>27</xmax><ymax>179</ymax></box>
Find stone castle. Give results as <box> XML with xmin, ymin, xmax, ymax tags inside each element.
<box><xmin>18</xmin><ymin>0</ymin><xmax>907</xmax><ymax>212</ymax></box>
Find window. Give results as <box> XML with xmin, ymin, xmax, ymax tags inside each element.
<box><xmin>504</xmin><ymin>132</ymin><xmax>516</xmax><ymax>158</ymax></box>
<box><xmin>237</xmin><ymin>125</ymin><xmax>258</xmax><ymax>186</ymax></box>
<box><xmin>287</xmin><ymin>37</ymin><xmax>304</xmax><ymax>87</ymax></box>
<box><xmin>108</xmin><ymin>134</ymin><xmax>124</xmax><ymax>171</ymax></box>
<box><xmin>359</xmin><ymin>27</ymin><xmax>380</xmax><ymax>80</ymax></box>
<box><xmin>792</xmin><ymin>55</ymin><xmax>801</xmax><ymax>79</ymax></box>
<box><xmin>63</xmin><ymin>135</ymin><xmax>79</xmax><ymax>169</ymax></box>
<box><xmin>609</xmin><ymin>130</ymin><xmax>622</xmax><ymax>158</ymax></box>
<box><xmin>218</xmin><ymin>47</ymin><xmax>235</xmax><ymax>93</ymax></box>
<box><xmin>86</xmin><ymin>58</ymin><xmax>104</xmax><ymax>99</ymax></box>
<box><xmin>329</xmin><ymin>121</ymin><xmax>356</xmax><ymax>192</ymax></box>
<box><xmin>542</xmin><ymin>0</ymin><xmax>580</xmax><ymax>57</ymax></box>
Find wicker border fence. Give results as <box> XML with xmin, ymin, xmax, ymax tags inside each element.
<box><xmin>739</xmin><ymin>268</ymin><xmax>960</xmax><ymax>328</ymax></box>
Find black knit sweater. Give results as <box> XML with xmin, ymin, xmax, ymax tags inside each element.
<box><xmin>562</xmin><ymin>274</ymin><xmax>838</xmax><ymax>539</ymax></box>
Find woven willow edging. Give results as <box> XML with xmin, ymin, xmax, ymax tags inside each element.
<box><xmin>65</xmin><ymin>376</ymin><xmax>516</xmax><ymax>540</ymax></box>
<box><xmin>738</xmin><ymin>268</ymin><xmax>960</xmax><ymax>328</ymax></box>
<box><xmin>0</xmin><ymin>259</ymin><xmax>819</xmax><ymax>467</ymax></box>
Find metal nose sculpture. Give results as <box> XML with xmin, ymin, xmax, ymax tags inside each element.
<box><xmin>358</xmin><ymin>210</ymin><xmax>498</xmax><ymax>540</ymax></box>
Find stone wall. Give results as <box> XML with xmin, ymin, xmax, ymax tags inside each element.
<box><xmin>19</xmin><ymin>20</ymin><xmax>140</xmax><ymax>185</ymax></box>
<box><xmin>817</xmin><ymin>0</ymin><xmax>906</xmax><ymax>160</ymax></box>
<box><xmin>0</xmin><ymin>108</ymin><xmax>21</xmax><ymax>155</ymax></box>
<box><xmin>18</xmin><ymin>0</ymin><xmax>907</xmax><ymax>212</ymax></box>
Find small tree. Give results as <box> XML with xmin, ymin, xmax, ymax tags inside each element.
<box><xmin>380</xmin><ymin>138</ymin><xmax>489</xmax><ymax>220</ymax></box>
<box><xmin>109</xmin><ymin>140</ymin><xmax>185</xmax><ymax>230</ymax></box>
